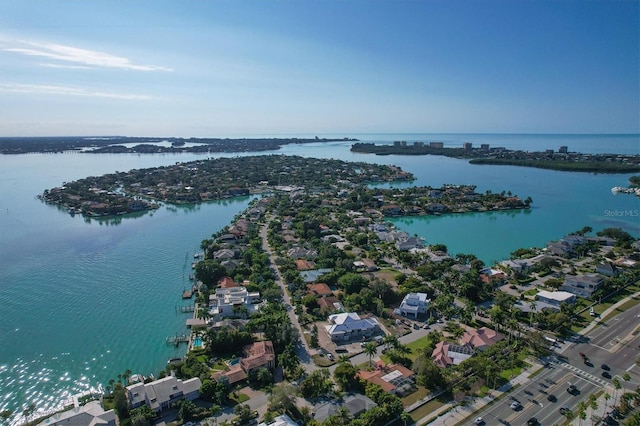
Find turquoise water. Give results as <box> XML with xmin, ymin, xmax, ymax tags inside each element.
<box><xmin>0</xmin><ymin>134</ymin><xmax>638</xmax><ymax>423</ymax></box>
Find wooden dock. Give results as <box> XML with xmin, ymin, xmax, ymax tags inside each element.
<box><xmin>166</xmin><ymin>333</ymin><xmax>189</xmax><ymax>346</ymax></box>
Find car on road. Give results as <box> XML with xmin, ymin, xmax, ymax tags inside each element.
<box><xmin>602</xmin><ymin>371</ymin><xmax>612</xmax><ymax>379</ymax></box>
<box><xmin>601</xmin><ymin>363</ymin><xmax>610</xmax><ymax>371</ymax></box>
<box><xmin>547</xmin><ymin>394</ymin><xmax>557</xmax><ymax>402</ymax></box>
<box><xmin>510</xmin><ymin>401</ymin><xmax>520</xmax><ymax>410</ymax></box>
<box><xmin>527</xmin><ymin>418</ymin><xmax>539</xmax><ymax>426</ymax></box>
<box><xmin>560</xmin><ymin>405</ymin><xmax>570</xmax><ymax>415</ymax></box>
<box><xmin>473</xmin><ymin>417</ymin><xmax>484</xmax><ymax>425</ymax></box>
<box><xmin>567</xmin><ymin>384</ymin><xmax>578</xmax><ymax>395</ymax></box>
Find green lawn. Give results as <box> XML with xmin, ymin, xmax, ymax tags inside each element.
<box><xmin>409</xmin><ymin>397</ymin><xmax>447</xmax><ymax>425</ymax></box>
<box><xmin>404</xmin><ymin>336</ymin><xmax>430</xmax><ymax>361</ymax></box>
<box><xmin>400</xmin><ymin>386</ymin><xmax>430</xmax><ymax>407</ymax></box>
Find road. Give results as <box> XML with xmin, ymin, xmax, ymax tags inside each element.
<box><xmin>260</xmin><ymin>215</ymin><xmax>317</xmax><ymax>372</ymax></box>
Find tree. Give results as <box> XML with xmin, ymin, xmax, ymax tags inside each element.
<box><xmin>0</xmin><ymin>410</ymin><xmax>13</xmax><ymax>426</ymax></box>
<box><xmin>178</xmin><ymin>400</ymin><xmax>197</xmax><ymax>422</ymax></box>
<box><xmin>234</xmin><ymin>404</ymin><xmax>253</xmax><ymax>424</ymax></box>
<box><xmin>195</xmin><ymin>260</ymin><xmax>228</xmax><ymax>289</ymax></box>
<box><xmin>129</xmin><ymin>405</ymin><xmax>156</xmax><ymax>426</ymax></box>
<box><xmin>268</xmin><ymin>383</ymin><xmax>299</xmax><ymax>414</ymax></box>
<box><xmin>363</xmin><ymin>341</ymin><xmax>378</xmax><ymax>367</ymax></box>
<box><xmin>112</xmin><ymin>384</ymin><xmax>129</xmax><ymax>421</ymax></box>
<box><xmin>333</xmin><ymin>361</ymin><xmax>357</xmax><ymax>391</ymax></box>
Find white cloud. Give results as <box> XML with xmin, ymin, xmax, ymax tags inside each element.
<box><xmin>0</xmin><ymin>83</ymin><xmax>154</xmax><ymax>100</ymax></box>
<box><xmin>2</xmin><ymin>39</ymin><xmax>172</xmax><ymax>71</ymax></box>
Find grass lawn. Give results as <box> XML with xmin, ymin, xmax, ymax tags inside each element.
<box><xmin>401</xmin><ymin>386</ymin><xmax>430</xmax><ymax>407</ymax></box>
<box><xmin>229</xmin><ymin>393</ymin><xmax>250</xmax><ymax>404</ymax></box>
<box><xmin>404</xmin><ymin>336</ymin><xmax>430</xmax><ymax>361</ymax></box>
<box><xmin>409</xmin><ymin>397</ymin><xmax>448</xmax><ymax>425</ymax></box>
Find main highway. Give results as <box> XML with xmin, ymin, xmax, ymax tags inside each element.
<box><xmin>471</xmin><ymin>300</ymin><xmax>640</xmax><ymax>425</ymax></box>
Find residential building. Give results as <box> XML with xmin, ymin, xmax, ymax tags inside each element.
<box><xmin>595</xmin><ymin>262</ymin><xmax>616</xmax><ymax>277</ymax></box>
<box><xmin>258</xmin><ymin>414</ymin><xmax>298</xmax><ymax>426</ymax></box>
<box><xmin>312</xmin><ymin>394</ymin><xmax>378</xmax><ymax>423</ymax></box>
<box><xmin>37</xmin><ymin>401</ymin><xmax>116</xmax><ymax>426</ymax></box>
<box><xmin>287</xmin><ymin>247</ymin><xmax>318</xmax><ymax>260</ymax></box>
<box><xmin>126</xmin><ymin>375</ymin><xmax>201</xmax><ymax>412</ymax></box>
<box><xmin>212</xmin><ymin>364</ymin><xmax>247</xmax><ymax>386</ymax></box>
<box><xmin>547</xmin><ymin>234</ymin><xmax>585</xmax><ymax>257</ymax></box>
<box><xmin>356</xmin><ymin>361</ymin><xmax>416</xmax><ymax>396</ymax></box>
<box><xmin>208</xmin><ymin>286</ymin><xmax>262</xmax><ymax>319</ymax></box>
<box><xmin>317</xmin><ymin>296</ymin><xmax>344</xmax><ymax>313</ymax></box>
<box><xmin>241</xmin><ymin>341</ymin><xmax>276</xmax><ymax>374</ymax></box>
<box><xmin>536</xmin><ymin>290</ymin><xmax>576</xmax><ymax>307</ymax></box>
<box><xmin>431</xmin><ymin>341</ymin><xmax>474</xmax><ymax>368</ymax></box>
<box><xmin>325</xmin><ymin>312</ymin><xmax>380</xmax><ymax>342</ymax></box>
<box><xmin>560</xmin><ymin>274</ymin><xmax>605</xmax><ymax>298</ymax></box>
<box><xmin>395</xmin><ymin>292</ymin><xmax>430</xmax><ymax>318</ymax></box>
<box><xmin>306</xmin><ymin>282</ymin><xmax>333</xmax><ymax>297</ymax></box>
<box><xmin>460</xmin><ymin>327</ymin><xmax>504</xmax><ymax>351</ymax></box>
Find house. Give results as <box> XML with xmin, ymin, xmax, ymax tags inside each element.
<box><xmin>287</xmin><ymin>247</ymin><xmax>318</xmax><ymax>260</ymax></box>
<box><xmin>241</xmin><ymin>341</ymin><xmax>276</xmax><ymax>374</ymax></box>
<box><xmin>37</xmin><ymin>401</ymin><xmax>116</xmax><ymax>426</ymax></box>
<box><xmin>547</xmin><ymin>234</ymin><xmax>585</xmax><ymax>257</ymax></box>
<box><xmin>317</xmin><ymin>296</ymin><xmax>344</xmax><ymax>313</ymax></box>
<box><xmin>560</xmin><ymin>274</ymin><xmax>605</xmax><ymax>298</ymax></box>
<box><xmin>395</xmin><ymin>292</ymin><xmax>430</xmax><ymax>318</ymax></box>
<box><xmin>353</xmin><ymin>259</ymin><xmax>378</xmax><ymax>272</ymax></box>
<box><xmin>480</xmin><ymin>268</ymin><xmax>507</xmax><ymax>284</ymax></box>
<box><xmin>306</xmin><ymin>283</ymin><xmax>333</xmax><ymax>297</ymax></box>
<box><xmin>535</xmin><ymin>290</ymin><xmax>576</xmax><ymax>307</ymax></box>
<box><xmin>325</xmin><ymin>312</ymin><xmax>380</xmax><ymax>342</ymax></box>
<box><xmin>595</xmin><ymin>262</ymin><xmax>616</xmax><ymax>277</ymax></box>
<box><xmin>212</xmin><ymin>363</ymin><xmax>247</xmax><ymax>386</ymax></box>
<box><xmin>500</xmin><ymin>259</ymin><xmax>530</xmax><ymax>274</ymax></box>
<box><xmin>431</xmin><ymin>341</ymin><xmax>474</xmax><ymax>368</ymax></box>
<box><xmin>381</xmin><ymin>204</ymin><xmax>402</xmax><ymax>216</ymax></box>
<box><xmin>300</xmin><ymin>268</ymin><xmax>332</xmax><ymax>283</ymax></box>
<box><xmin>312</xmin><ymin>394</ymin><xmax>377</xmax><ymax>423</ymax></box>
<box><xmin>460</xmin><ymin>327</ymin><xmax>504</xmax><ymax>351</ymax></box>
<box><xmin>295</xmin><ymin>259</ymin><xmax>316</xmax><ymax>271</ymax></box>
<box><xmin>396</xmin><ymin>236</ymin><xmax>424</xmax><ymax>251</ymax></box>
<box><xmin>217</xmin><ymin>276</ymin><xmax>238</xmax><ymax>289</ymax></box>
<box><xmin>356</xmin><ymin>361</ymin><xmax>416</xmax><ymax>396</ymax></box>
<box><xmin>126</xmin><ymin>375</ymin><xmax>201</xmax><ymax>412</ymax></box>
<box><xmin>212</xmin><ymin>248</ymin><xmax>236</xmax><ymax>260</ymax></box>
<box><xmin>209</xmin><ymin>286</ymin><xmax>262</xmax><ymax>319</ymax></box>
<box><xmin>258</xmin><ymin>414</ymin><xmax>298</xmax><ymax>426</ymax></box>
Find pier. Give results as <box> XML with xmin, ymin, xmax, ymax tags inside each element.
<box><xmin>165</xmin><ymin>333</ymin><xmax>189</xmax><ymax>346</ymax></box>
<box><xmin>180</xmin><ymin>305</ymin><xmax>195</xmax><ymax>313</ymax></box>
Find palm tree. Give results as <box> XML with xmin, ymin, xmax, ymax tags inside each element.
<box><xmin>612</xmin><ymin>377</ymin><xmax>621</xmax><ymax>408</ymax></box>
<box><xmin>400</xmin><ymin>411</ymin><xmax>411</xmax><ymax>426</ymax></box>
<box><xmin>529</xmin><ymin>301</ymin><xmax>537</xmax><ymax>327</ymax></box>
<box><xmin>383</xmin><ymin>334</ymin><xmax>399</xmax><ymax>351</ymax></box>
<box><xmin>363</xmin><ymin>341</ymin><xmax>378</xmax><ymax>368</ymax></box>
<box><xmin>603</xmin><ymin>392</ymin><xmax>611</xmax><ymax>417</ymax></box>
<box><xmin>588</xmin><ymin>393</ymin><xmax>598</xmax><ymax>425</ymax></box>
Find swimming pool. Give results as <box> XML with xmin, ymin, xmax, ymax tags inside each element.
<box><xmin>192</xmin><ymin>337</ymin><xmax>203</xmax><ymax>349</ymax></box>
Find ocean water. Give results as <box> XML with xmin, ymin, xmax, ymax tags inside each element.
<box><xmin>0</xmin><ymin>134</ymin><xmax>638</xmax><ymax>423</ymax></box>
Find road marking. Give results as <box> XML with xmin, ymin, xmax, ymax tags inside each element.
<box><xmin>627</xmin><ymin>363</ymin><xmax>637</xmax><ymax>372</ymax></box>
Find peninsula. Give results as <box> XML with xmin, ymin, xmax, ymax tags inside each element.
<box><xmin>351</xmin><ymin>141</ymin><xmax>640</xmax><ymax>173</ymax></box>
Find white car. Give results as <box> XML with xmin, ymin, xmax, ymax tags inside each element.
<box><xmin>510</xmin><ymin>401</ymin><xmax>520</xmax><ymax>409</ymax></box>
<box><xmin>474</xmin><ymin>417</ymin><xmax>484</xmax><ymax>425</ymax></box>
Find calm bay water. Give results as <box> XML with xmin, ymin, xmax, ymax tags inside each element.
<box><xmin>0</xmin><ymin>134</ymin><xmax>638</xmax><ymax>422</ymax></box>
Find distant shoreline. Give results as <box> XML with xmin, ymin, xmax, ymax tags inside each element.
<box><xmin>0</xmin><ymin>136</ymin><xmax>358</xmax><ymax>155</ymax></box>
<box><xmin>350</xmin><ymin>142</ymin><xmax>640</xmax><ymax>174</ymax></box>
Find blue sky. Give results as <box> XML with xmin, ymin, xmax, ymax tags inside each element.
<box><xmin>0</xmin><ymin>0</ymin><xmax>638</xmax><ymax>136</ymax></box>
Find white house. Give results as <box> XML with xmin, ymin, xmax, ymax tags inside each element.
<box><xmin>325</xmin><ymin>312</ymin><xmax>380</xmax><ymax>342</ymax></box>
<box><xmin>536</xmin><ymin>290</ymin><xmax>576</xmax><ymax>306</ymax></box>
<box><xmin>126</xmin><ymin>375</ymin><xmax>201</xmax><ymax>413</ymax></box>
<box><xmin>37</xmin><ymin>401</ymin><xmax>115</xmax><ymax>426</ymax></box>
<box><xmin>209</xmin><ymin>286</ymin><xmax>262</xmax><ymax>319</ymax></box>
<box><xmin>560</xmin><ymin>274</ymin><xmax>604</xmax><ymax>299</ymax></box>
<box><xmin>395</xmin><ymin>292</ymin><xmax>430</xmax><ymax>318</ymax></box>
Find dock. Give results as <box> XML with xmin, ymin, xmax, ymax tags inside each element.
<box><xmin>165</xmin><ymin>333</ymin><xmax>189</xmax><ymax>346</ymax></box>
<box><xmin>180</xmin><ymin>305</ymin><xmax>195</xmax><ymax>313</ymax></box>
<box><xmin>182</xmin><ymin>288</ymin><xmax>193</xmax><ymax>299</ymax></box>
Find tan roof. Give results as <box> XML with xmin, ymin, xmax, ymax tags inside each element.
<box><xmin>460</xmin><ymin>327</ymin><xmax>504</xmax><ymax>348</ymax></box>
<box><xmin>306</xmin><ymin>283</ymin><xmax>332</xmax><ymax>297</ymax></box>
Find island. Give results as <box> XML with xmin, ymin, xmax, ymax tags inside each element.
<box><xmin>351</xmin><ymin>141</ymin><xmax>640</xmax><ymax>173</ymax></box>
<box><xmin>0</xmin><ymin>136</ymin><xmax>358</xmax><ymax>155</ymax></box>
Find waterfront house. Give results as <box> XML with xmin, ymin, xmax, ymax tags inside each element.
<box><xmin>208</xmin><ymin>286</ymin><xmax>262</xmax><ymax>319</ymax></box>
<box><xmin>547</xmin><ymin>234</ymin><xmax>585</xmax><ymax>257</ymax></box>
<box><xmin>212</xmin><ymin>363</ymin><xmax>247</xmax><ymax>386</ymax></box>
<box><xmin>356</xmin><ymin>361</ymin><xmax>416</xmax><ymax>396</ymax></box>
<box><xmin>126</xmin><ymin>375</ymin><xmax>201</xmax><ymax>413</ymax></box>
<box><xmin>431</xmin><ymin>341</ymin><xmax>474</xmax><ymax>368</ymax></box>
<box><xmin>460</xmin><ymin>327</ymin><xmax>504</xmax><ymax>351</ymax></box>
<box><xmin>560</xmin><ymin>274</ymin><xmax>605</xmax><ymax>299</ymax></box>
<box><xmin>37</xmin><ymin>401</ymin><xmax>116</xmax><ymax>426</ymax></box>
<box><xmin>396</xmin><ymin>236</ymin><xmax>424</xmax><ymax>251</ymax></box>
<box><xmin>325</xmin><ymin>312</ymin><xmax>380</xmax><ymax>342</ymax></box>
<box><xmin>395</xmin><ymin>292</ymin><xmax>430</xmax><ymax>318</ymax></box>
